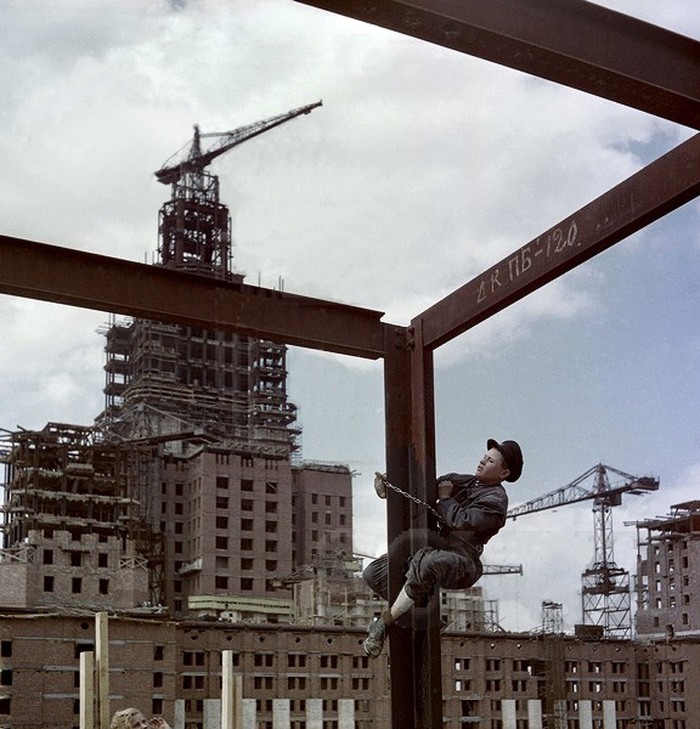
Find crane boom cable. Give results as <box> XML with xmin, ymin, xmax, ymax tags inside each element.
<box><xmin>507</xmin><ymin>463</ymin><xmax>659</xmax><ymax>519</ymax></box>
<box><xmin>155</xmin><ymin>100</ymin><xmax>322</xmax><ymax>186</ymax></box>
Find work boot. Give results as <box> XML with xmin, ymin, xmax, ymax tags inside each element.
<box><xmin>363</xmin><ymin>611</ymin><xmax>391</xmax><ymax>658</ymax></box>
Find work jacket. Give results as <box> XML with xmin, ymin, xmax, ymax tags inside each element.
<box><xmin>434</xmin><ymin>473</ymin><xmax>509</xmax><ymax>558</ymax></box>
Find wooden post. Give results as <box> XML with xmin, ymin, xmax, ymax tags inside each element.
<box><xmin>95</xmin><ymin>612</ymin><xmax>110</xmax><ymax>729</ymax></box>
<box><xmin>221</xmin><ymin>650</ymin><xmax>242</xmax><ymax>729</ymax></box>
<box><xmin>80</xmin><ymin>651</ymin><xmax>95</xmax><ymax>729</ymax></box>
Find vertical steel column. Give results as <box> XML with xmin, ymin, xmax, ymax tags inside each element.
<box><xmin>408</xmin><ymin>319</ymin><xmax>442</xmax><ymax>729</ymax></box>
<box><xmin>383</xmin><ymin>326</ymin><xmax>415</xmax><ymax>727</ymax></box>
<box><xmin>383</xmin><ymin>323</ymin><xmax>442</xmax><ymax>728</ymax></box>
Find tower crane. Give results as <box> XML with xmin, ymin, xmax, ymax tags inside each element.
<box><xmin>153</xmin><ymin>100</ymin><xmax>322</xmax><ymax>277</ymax></box>
<box><xmin>508</xmin><ymin>464</ymin><xmax>659</xmax><ymax>638</ymax></box>
<box><xmin>155</xmin><ymin>100</ymin><xmax>322</xmax><ymax>187</ymax></box>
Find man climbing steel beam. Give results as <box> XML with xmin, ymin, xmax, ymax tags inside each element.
<box><xmin>362</xmin><ymin>438</ymin><xmax>523</xmax><ymax>657</ymax></box>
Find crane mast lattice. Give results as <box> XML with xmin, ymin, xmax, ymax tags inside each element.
<box><xmin>508</xmin><ymin>464</ymin><xmax>659</xmax><ymax>638</ymax></box>
<box><xmin>153</xmin><ymin>100</ymin><xmax>322</xmax><ymax>278</ymax></box>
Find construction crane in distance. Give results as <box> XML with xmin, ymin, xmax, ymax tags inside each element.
<box><xmin>152</xmin><ymin>100</ymin><xmax>322</xmax><ymax>278</ymax></box>
<box><xmin>508</xmin><ymin>464</ymin><xmax>659</xmax><ymax>638</ymax></box>
<box><xmin>155</xmin><ymin>100</ymin><xmax>323</xmax><ymax>186</ymax></box>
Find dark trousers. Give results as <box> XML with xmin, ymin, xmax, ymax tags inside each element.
<box><xmin>362</xmin><ymin>529</ymin><xmax>482</xmax><ymax>604</ymax></box>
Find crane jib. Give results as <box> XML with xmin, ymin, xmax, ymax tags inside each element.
<box><xmin>154</xmin><ymin>100</ymin><xmax>323</xmax><ymax>186</ymax></box>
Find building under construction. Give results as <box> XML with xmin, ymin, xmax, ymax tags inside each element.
<box><xmin>1</xmin><ymin>100</ymin><xmax>699</xmax><ymax>728</ymax></box>
<box><xmin>0</xmin><ymin>103</ymin><xmax>369</xmax><ymax>624</ymax></box>
<box><xmin>631</xmin><ymin>501</ymin><xmax>700</xmax><ymax>639</ymax></box>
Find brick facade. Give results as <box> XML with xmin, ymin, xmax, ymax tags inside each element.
<box><xmin>1</xmin><ymin>613</ymin><xmax>698</xmax><ymax>729</ymax></box>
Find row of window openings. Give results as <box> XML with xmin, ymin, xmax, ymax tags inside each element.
<box><xmin>181</xmin><ymin>652</ymin><xmax>367</xmax><ymax>671</ymax></box>
<box><xmin>457</xmin><ymin>659</ymin><xmax>628</xmax><ymax>675</ymax></box>
<box><xmin>136</xmin><ymin>345</ymin><xmax>253</xmax><ymax>366</ymax></box>
<box><xmin>460</xmin><ymin>698</ymin><xmax>595</xmax><ymax>714</ymax></box>
<box><xmin>638</xmin><ymin>697</ymin><xmax>687</xmax><ymax>722</ymax></box>
<box><xmin>36</xmin><ymin>528</ymin><xmax>110</xmax><ymax>543</ymax></box>
<box><xmin>42</xmin><ymin>550</ymin><xmax>111</xmax><ymax>568</ymax></box>
<box><xmin>649</xmin><ymin>613</ymin><xmax>692</xmax><ymax>627</ymax></box>
<box><xmin>217</xmin><ymin>478</ymin><xmax>348</xmax><ymax>509</ymax></box>
<box><xmin>189</xmin><ymin>533</ymin><xmax>345</xmax><ymax>552</ymax></box>
<box><xmin>557</xmin><ymin>699</ymin><xmax>630</xmax><ymax>716</ymax></box>
<box><xmin>178</xmin><ymin>576</ymin><xmax>280</xmax><ymax>592</ymax></box>
<box><xmin>163</xmin><ymin>493</ymin><xmax>281</xmax><ymax>513</ymax></box>
<box><xmin>170</xmin><ymin>537</ymin><xmax>280</xmax><ymax>556</ymax></box>
<box><xmin>181</xmin><ymin>675</ymin><xmax>355</xmax><ymax>692</ymax></box>
<box><xmin>637</xmin><ymin>661</ymin><xmax>686</xmax><ymax>677</ymax></box>
<box><xmin>254</xmin><ymin>654</ymin><xmax>366</xmax><ymax>669</ymax></box>
<box><xmin>43</xmin><ymin>576</ymin><xmax>109</xmax><ymax>595</ymax></box>
<box><xmin>652</xmin><ymin>555</ymin><xmax>690</xmax><ymax>573</ymax></box>
<box><xmin>640</xmin><ymin>699</ymin><xmax>687</xmax><ymax>715</ymax></box>
<box><xmin>163</xmin><ymin>502</ymin><xmax>286</xmax><ymax>519</ymax></box>
<box><xmin>72</xmin><ymin>645</ymin><xmax>369</xmax><ymax>671</ymax></box>
<box><xmin>250</xmin><ymin>699</ymin><xmax>368</xmax><ymax>714</ymax></box>
<box><xmin>650</xmin><ymin>575</ymin><xmax>691</xmax><ymax>592</ymax></box>
<box><xmin>165</xmin><ymin>478</ymin><xmax>282</xmax><ymax>501</ymax></box>
<box><xmin>164</xmin><ymin>503</ymin><xmax>344</xmax><ymax>529</ymax></box>
<box><xmin>652</xmin><ymin>541</ymin><xmax>690</xmax><ymax>555</ymax></box>
<box><xmin>460</xmin><ymin>678</ymin><xmax>617</xmax><ymax>694</ymax></box>
<box><xmin>178</xmin><ymin>698</ymin><xmax>364</xmax><ymax>719</ymax></box>
<box><xmin>161</xmin><ymin>496</ymin><xmax>346</xmax><ymax>529</ymax></box>
<box><xmin>652</xmin><ymin>594</ymin><xmax>691</xmax><ymax>609</ymax></box>
<box><xmin>455</xmin><ymin>658</ymin><xmax>531</xmax><ymax>672</ymax></box>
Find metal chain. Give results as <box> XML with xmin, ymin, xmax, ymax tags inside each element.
<box><xmin>375</xmin><ymin>472</ymin><xmax>445</xmax><ymax>524</ymax></box>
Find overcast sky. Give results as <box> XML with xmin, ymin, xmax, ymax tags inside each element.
<box><xmin>1</xmin><ymin>0</ymin><xmax>698</xmax><ymax>632</ymax></box>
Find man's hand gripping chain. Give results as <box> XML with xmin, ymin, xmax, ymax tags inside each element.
<box><xmin>373</xmin><ymin>472</ymin><xmax>446</xmax><ymax>524</ymax></box>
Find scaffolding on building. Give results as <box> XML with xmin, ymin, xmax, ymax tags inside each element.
<box><xmin>1</xmin><ymin>423</ymin><xmax>134</xmax><ymax>546</ymax></box>
<box><xmin>0</xmin><ymin>422</ymin><xmax>166</xmax><ymax>607</ymax></box>
<box><xmin>96</xmin><ymin>108</ymin><xmax>314</xmax><ymax>460</ymax></box>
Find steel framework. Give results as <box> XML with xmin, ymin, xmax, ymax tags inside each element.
<box><xmin>0</xmin><ymin>2</ymin><xmax>699</xmax><ymax>727</ymax></box>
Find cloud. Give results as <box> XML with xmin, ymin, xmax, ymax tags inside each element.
<box><xmin>0</xmin><ymin>297</ymin><xmax>106</xmax><ymax>429</ymax></box>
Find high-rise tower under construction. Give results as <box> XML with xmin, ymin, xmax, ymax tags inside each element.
<box><xmin>1</xmin><ymin>102</ymin><xmax>356</xmax><ymax>619</ymax></box>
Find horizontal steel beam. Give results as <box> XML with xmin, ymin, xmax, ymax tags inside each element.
<box><xmin>416</xmin><ymin>133</ymin><xmax>700</xmax><ymax>349</ymax></box>
<box><xmin>296</xmin><ymin>0</ymin><xmax>700</xmax><ymax>129</ymax></box>
<box><xmin>0</xmin><ymin>236</ymin><xmax>388</xmax><ymax>359</ymax></box>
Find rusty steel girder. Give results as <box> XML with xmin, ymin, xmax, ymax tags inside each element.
<box><xmin>416</xmin><ymin>132</ymin><xmax>700</xmax><ymax>348</ymax></box>
<box><xmin>0</xmin><ymin>235</ymin><xmax>387</xmax><ymax>360</ymax></box>
<box><xmin>295</xmin><ymin>0</ymin><xmax>700</xmax><ymax>129</ymax></box>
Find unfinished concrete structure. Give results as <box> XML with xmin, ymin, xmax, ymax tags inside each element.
<box><xmin>0</xmin><ymin>423</ymin><xmax>149</xmax><ymax>612</ymax></box>
<box><xmin>632</xmin><ymin>501</ymin><xmax>700</xmax><ymax>640</ymax></box>
<box><xmin>0</xmin><ymin>341</ymin><xmax>357</xmax><ymax>623</ymax></box>
<box><xmin>0</xmin><ymin>105</ymin><xmax>360</xmax><ymax>621</ymax></box>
